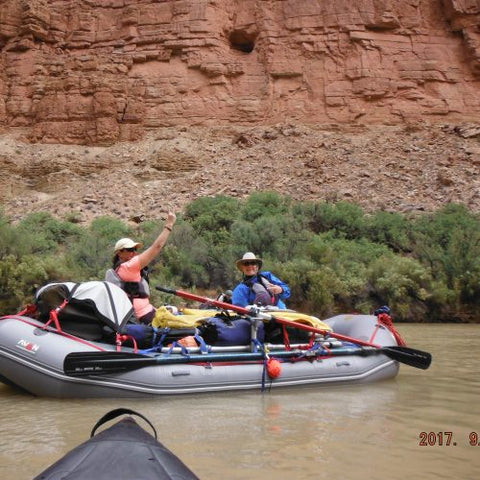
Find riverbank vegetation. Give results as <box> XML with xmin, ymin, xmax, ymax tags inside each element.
<box><xmin>1</xmin><ymin>192</ymin><xmax>480</xmax><ymax>322</ymax></box>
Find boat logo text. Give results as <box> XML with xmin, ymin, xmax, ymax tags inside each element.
<box><xmin>16</xmin><ymin>339</ymin><xmax>40</xmax><ymax>354</ymax></box>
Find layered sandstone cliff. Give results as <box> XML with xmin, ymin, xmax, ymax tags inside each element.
<box><xmin>0</xmin><ymin>0</ymin><xmax>479</xmax><ymax>145</ymax></box>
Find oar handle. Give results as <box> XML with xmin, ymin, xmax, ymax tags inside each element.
<box><xmin>155</xmin><ymin>286</ymin><xmax>176</xmax><ymax>295</ymax></box>
<box><xmin>155</xmin><ymin>285</ymin><xmax>251</xmax><ymax>314</ymax></box>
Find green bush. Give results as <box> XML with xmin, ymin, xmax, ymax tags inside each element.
<box><xmin>241</xmin><ymin>191</ymin><xmax>291</xmax><ymax>222</ymax></box>
<box><xmin>363</xmin><ymin>210</ymin><xmax>411</xmax><ymax>252</ymax></box>
<box><xmin>298</xmin><ymin>234</ymin><xmax>392</xmax><ymax>314</ymax></box>
<box><xmin>301</xmin><ymin>201</ymin><xmax>365</xmax><ymax>237</ymax></box>
<box><xmin>367</xmin><ymin>255</ymin><xmax>432</xmax><ymax>321</ymax></box>
<box><xmin>410</xmin><ymin>203</ymin><xmax>480</xmax><ymax>318</ymax></box>
<box><xmin>183</xmin><ymin>195</ymin><xmax>240</xmax><ymax>245</ymax></box>
<box><xmin>2</xmin><ymin>198</ymin><xmax>480</xmax><ymax>321</ymax></box>
<box><xmin>15</xmin><ymin>212</ymin><xmax>83</xmax><ymax>254</ymax></box>
<box><xmin>161</xmin><ymin>223</ymin><xmax>210</xmax><ymax>288</ymax></box>
<box><xmin>0</xmin><ymin>253</ymin><xmax>71</xmax><ymax>313</ymax></box>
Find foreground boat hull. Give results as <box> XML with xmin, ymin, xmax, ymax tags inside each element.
<box><xmin>0</xmin><ymin>314</ymin><xmax>400</xmax><ymax>398</ymax></box>
<box><xmin>34</xmin><ymin>408</ymin><xmax>200</xmax><ymax>479</ymax></box>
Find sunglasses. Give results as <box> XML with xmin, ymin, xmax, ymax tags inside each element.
<box><xmin>242</xmin><ymin>261</ymin><xmax>258</xmax><ymax>266</ymax></box>
<box><xmin>122</xmin><ymin>247</ymin><xmax>138</xmax><ymax>252</ymax></box>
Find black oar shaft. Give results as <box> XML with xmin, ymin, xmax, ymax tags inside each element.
<box><xmin>64</xmin><ymin>346</ymin><xmax>383</xmax><ymax>377</ymax></box>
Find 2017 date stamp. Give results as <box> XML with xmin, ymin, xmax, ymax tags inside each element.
<box><xmin>419</xmin><ymin>431</ymin><xmax>480</xmax><ymax>447</ymax></box>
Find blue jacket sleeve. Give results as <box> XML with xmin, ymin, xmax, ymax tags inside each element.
<box><xmin>232</xmin><ymin>283</ymin><xmax>252</xmax><ymax>307</ymax></box>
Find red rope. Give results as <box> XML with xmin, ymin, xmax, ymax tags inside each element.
<box><xmin>377</xmin><ymin>313</ymin><xmax>407</xmax><ymax>346</ymax></box>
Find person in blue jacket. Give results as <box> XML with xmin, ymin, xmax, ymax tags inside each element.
<box><xmin>232</xmin><ymin>252</ymin><xmax>291</xmax><ymax>309</ymax></box>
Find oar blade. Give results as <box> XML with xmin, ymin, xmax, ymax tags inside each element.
<box><xmin>382</xmin><ymin>346</ymin><xmax>432</xmax><ymax>370</ymax></box>
<box><xmin>64</xmin><ymin>351</ymin><xmax>154</xmax><ymax>377</ymax></box>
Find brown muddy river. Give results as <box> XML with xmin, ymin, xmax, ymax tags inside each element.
<box><xmin>0</xmin><ymin>323</ymin><xmax>479</xmax><ymax>479</ymax></box>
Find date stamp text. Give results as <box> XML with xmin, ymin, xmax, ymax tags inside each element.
<box><xmin>419</xmin><ymin>431</ymin><xmax>480</xmax><ymax>447</ymax></box>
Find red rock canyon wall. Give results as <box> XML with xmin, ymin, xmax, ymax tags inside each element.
<box><xmin>0</xmin><ymin>0</ymin><xmax>479</xmax><ymax>144</ymax></box>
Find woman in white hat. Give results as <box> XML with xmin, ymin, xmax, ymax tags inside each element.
<box><xmin>231</xmin><ymin>252</ymin><xmax>290</xmax><ymax>308</ymax></box>
<box><xmin>105</xmin><ymin>211</ymin><xmax>176</xmax><ymax>324</ymax></box>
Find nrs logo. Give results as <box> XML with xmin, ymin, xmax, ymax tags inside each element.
<box><xmin>17</xmin><ymin>339</ymin><xmax>40</xmax><ymax>353</ymax></box>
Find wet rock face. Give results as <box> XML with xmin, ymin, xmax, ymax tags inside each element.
<box><xmin>0</xmin><ymin>0</ymin><xmax>479</xmax><ymax>145</ymax></box>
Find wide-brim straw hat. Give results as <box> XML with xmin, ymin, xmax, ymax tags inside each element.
<box><xmin>235</xmin><ymin>252</ymin><xmax>263</xmax><ymax>270</ymax></box>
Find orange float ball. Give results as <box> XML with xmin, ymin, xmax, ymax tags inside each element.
<box><xmin>266</xmin><ymin>358</ymin><xmax>282</xmax><ymax>378</ymax></box>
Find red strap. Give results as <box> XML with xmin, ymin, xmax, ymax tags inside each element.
<box><xmin>116</xmin><ymin>333</ymin><xmax>138</xmax><ymax>352</ymax></box>
<box><xmin>44</xmin><ymin>299</ymin><xmax>70</xmax><ymax>332</ymax></box>
<box><xmin>295</xmin><ymin>332</ymin><xmax>317</xmax><ymax>350</ymax></box>
<box><xmin>368</xmin><ymin>323</ymin><xmax>380</xmax><ymax>344</ymax></box>
<box><xmin>282</xmin><ymin>324</ymin><xmax>291</xmax><ymax>351</ymax></box>
<box><xmin>16</xmin><ymin>304</ymin><xmax>38</xmax><ymax>316</ymax></box>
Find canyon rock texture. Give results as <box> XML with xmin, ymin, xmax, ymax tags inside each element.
<box><xmin>0</xmin><ymin>0</ymin><xmax>480</xmax><ymax>222</ymax></box>
<box><xmin>0</xmin><ymin>0</ymin><xmax>479</xmax><ymax>144</ymax></box>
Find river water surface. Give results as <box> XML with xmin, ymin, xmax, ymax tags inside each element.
<box><xmin>0</xmin><ymin>323</ymin><xmax>479</xmax><ymax>480</ymax></box>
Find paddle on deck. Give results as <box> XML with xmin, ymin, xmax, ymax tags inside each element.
<box><xmin>155</xmin><ymin>285</ymin><xmax>432</xmax><ymax>370</ymax></box>
<box><xmin>64</xmin><ymin>350</ymin><xmax>273</xmax><ymax>376</ymax></box>
<box><xmin>64</xmin><ymin>346</ymin><xmax>387</xmax><ymax>376</ymax></box>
